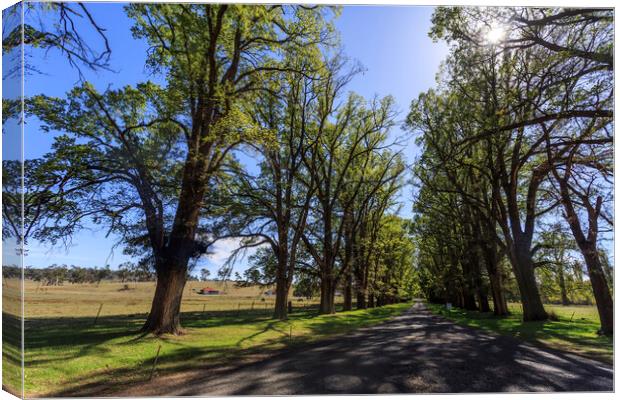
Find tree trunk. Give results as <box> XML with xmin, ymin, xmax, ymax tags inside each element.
<box><xmin>319</xmin><ymin>276</ymin><xmax>335</xmax><ymax>314</ymax></box>
<box><xmin>582</xmin><ymin>246</ymin><xmax>613</xmax><ymax>335</ymax></box>
<box><xmin>477</xmin><ymin>287</ymin><xmax>490</xmax><ymax>312</ymax></box>
<box><xmin>354</xmin><ymin>260</ymin><xmax>367</xmax><ymax>310</ymax></box>
<box><xmin>557</xmin><ymin>265</ymin><xmax>570</xmax><ymax>306</ymax></box>
<box><xmin>343</xmin><ymin>272</ymin><xmax>353</xmax><ymax>311</ymax></box>
<box><xmin>272</xmin><ymin>245</ymin><xmax>292</xmax><ymax>320</ymax></box>
<box><xmin>462</xmin><ymin>290</ymin><xmax>478</xmax><ymax>311</ymax></box>
<box><xmin>460</xmin><ymin>266</ymin><xmax>479</xmax><ymax>311</ymax></box>
<box><xmin>273</xmin><ymin>274</ymin><xmax>290</xmax><ymax>320</ymax></box>
<box><xmin>356</xmin><ymin>289</ymin><xmax>366</xmax><ymax>310</ymax></box>
<box><xmin>140</xmin><ymin>148</ymin><xmax>210</xmax><ymax>335</ymax></box>
<box><xmin>471</xmin><ymin>252</ymin><xmax>490</xmax><ymax>312</ymax></box>
<box><xmin>511</xmin><ymin>246</ymin><xmax>547</xmax><ymax>321</ymax></box>
<box><xmin>142</xmin><ymin>267</ymin><xmax>187</xmax><ymax>335</ymax></box>
<box><xmin>555</xmin><ymin>173</ymin><xmax>613</xmax><ymax>334</ymax></box>
<box><xmin>488</xmin><ymin>270</ymin><xmax>509</xmax><ymax>316</ymax></box>
<box><xmin>456</xmin><ymin>291</ymin><xmax>464</xmax><ymax>308</ymax></box>
<box><xmin>476</xmin><ymin>212</ymin><xmax>508</xmax><ymax>316</ymax></box>
<box><xmin>342</xmin><ymin>210</ymin><xmax>354</xmax><ymax>312</ymax></box>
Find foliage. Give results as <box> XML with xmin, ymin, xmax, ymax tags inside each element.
<box><xmin>408</xmin><ymin>7</ymin><xmax>613</xmax><ymax>327</ymax></box>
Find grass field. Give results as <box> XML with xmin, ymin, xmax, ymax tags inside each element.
<box><xmin>2</xmin><ymin>279</ymin><xmax>410</xmax><ymax>397</ymax></box>
<box><xmin>426</xmin><ymin>302</ymin><xmax>613</xmax><ymax>364</ymax></box>
<box><xmin>6</xmin><ymin>279</ymin><xmax>309</xmax><ymax>318</ymax></box>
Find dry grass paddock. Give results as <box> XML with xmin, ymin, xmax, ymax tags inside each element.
<box><xmin>3</xmin><ymin>279</ymin><xmax>322</xmax><ymax>318</ymax></box>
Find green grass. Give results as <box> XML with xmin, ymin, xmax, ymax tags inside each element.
<box><xmin>8</xmin><ymin>302</ymin><xmax>410</xmax><ymax>397</ymax></box>
<box><xmin>426</xmin><ymin>302</ymin><xmax>612</xmax><ymax>364</ymax></box>
<box><xmin>2</xmin><ymin>312</ymin><xmax>23</xmax><ymax>397</ymax></box>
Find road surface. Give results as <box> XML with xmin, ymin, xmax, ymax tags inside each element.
<box><xmin>114</xmin><ymin>301</ymin><xmax>614</xmax><ymax>395</ymax></box>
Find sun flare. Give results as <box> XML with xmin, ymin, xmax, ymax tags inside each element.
<box><xmin>486</xmin><ymin>25</ymin><xmax>506</xmax><ymax>44</ymax></box>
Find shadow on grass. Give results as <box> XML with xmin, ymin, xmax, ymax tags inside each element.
<box><xmin>425</xmin><ymin>304</ymin><xmax>613</xmax><ymax>363</ymax></box>
<box><xmin>10</xmin><ymin>304</ymin><xmax>410</xmax><ymax>397</ymax></box>
<box><xmin>42</xmin><ymin>302</ymin><xmax>613</xmax><ymax>396</ymax></box>
<box><xmin>2</xmin><ymin>312</ymin><xmax>22</xmax><ymax>395</ymax></box>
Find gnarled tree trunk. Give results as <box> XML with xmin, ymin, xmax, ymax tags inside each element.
<box><xmin>142</xmin><ymin>266</ymin><xmax>187</xmax><ymax>335</ymax></box>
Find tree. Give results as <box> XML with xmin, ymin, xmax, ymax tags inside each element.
<box><xmin>299</xmin><ymin>60</ymin><xmax>403</xmax><ymax>313</ymax></box>
<box><xmin>367</xmin><ymin>215</ymin><xmax>415</xmax><ymax>306</ymax></box>
<box><xmin>545</xmin><ymin>128</ymin><xmax>613</xmax><ymax>333</ymax></box>
<box><xmin>223</xmin><ymin>54</ymin><xmax>325</xmax><ymax>320</ymax></box>
<box><xmin>3</xmin><ymin>2</ymin><xmax>111</xmax><ymax>261</ymax></box>
<box><xmin>2</xmin><ymin>155</ymin><xmax>99</xmax><ymax>250</ymax></box>
<box><xmin>32</xmin><ymin>4</ymin><xmax>336</xmax><ymax>334</ymax></box>
<box><xmin>3</xmin><ymin>2</ymin><xmax>111</xmax><ymax>76</ymax></box>
<box><xmin>200</xmin><ymin>268</ymin><xmax>211</xmax><ymax>282</ymax></box>
<box><xmin>535</xmin><ymin>229</ymin><xmax>578</xmax><ymax>305</ymax></box>
<box><xmin>410</xmin><ymin>8</ymin><xmax>611</xmax><ymax>320</ymax></box>
<box><xmin>117</xmin><ymin>262</ymin><xmax>134</xmax><ymax>283</ymax></box>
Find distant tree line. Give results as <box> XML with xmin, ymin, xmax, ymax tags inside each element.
<box><xmin>2</xmin><ymin>262</ymin><xmax>155</xmax><ymax>285</ymax></box>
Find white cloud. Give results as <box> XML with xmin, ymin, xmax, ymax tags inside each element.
<box><xmin>203</xmin><ymin>237</ymin><xmax>269</xmax><ymax>272</ymax></box>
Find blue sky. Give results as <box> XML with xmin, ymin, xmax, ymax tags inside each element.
<box><xmin>21</xmin><ymin>4</ymin><xmax>448</xmax><ymax>273</ymax></box>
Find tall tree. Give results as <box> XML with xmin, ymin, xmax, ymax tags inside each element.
<box><xmin>546</xmin><ymin>130</ymin><xmax>613</xmax><ymax>334</ymax></box>
<box><xmin>416</xmin><ymin>6</ymin><xmax>613</xmax><ymax>321</ymax></box>
<box><xmin>299</xmin><ymin>60</ymin><xmax>402</xmax><ymax>313</ymax></box>
<box><xmin>32</xmin><ymin>4</ymin><xmax>335</xmax><ymax>334</ymax></box>
<box><xmin>225</xmin><ymin>63</ymin><xmax>323</xmax><ymax>320</ymax></box>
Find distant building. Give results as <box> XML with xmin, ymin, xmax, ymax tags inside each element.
<box><xmin>264</xmin><ymin>290</ymin><xmax>275</xmax><ymax>296</ymax></box>
<box><xmin>199</xmin><ymin>287</ymin><xmax>220</xmax><ymax>295</ymax></box>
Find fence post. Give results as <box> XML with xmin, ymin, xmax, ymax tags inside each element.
<box><xmin>149</xmin><ymin>344</ymin><xmax>162</xmax><ymax>380</ymax></box>
<box><xmin>202</xmin><ymin>304</ymin><xmax>206</xmax><ymax>315</ymax></box>
<box><xmin>93</xmin><ymin>303</ymin><xmax>104</xmax><ymax>326</ymax></box>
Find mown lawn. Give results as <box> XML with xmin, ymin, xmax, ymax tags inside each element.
<box><xmin>426</xmin><ymin>302</ymin><xmax>612</xmax><ymax>364</ymax></box>
<box><xmin>8</xmin><ymin>302</ymin><xmax>410</xmax><ymax>397</ymax></box>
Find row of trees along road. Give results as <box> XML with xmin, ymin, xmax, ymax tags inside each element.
<box><xmin>10</xmin><ymin>4</ymin><xmax>415</xmax><ymax>334</ymax></box>
<box><xmin>408</xmin><ymin>7</ymin><xmax>613</xmax><ymax>334</ymax></box>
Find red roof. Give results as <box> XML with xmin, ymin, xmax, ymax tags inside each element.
<box><xmin>201</xmin><ymin>287</ymin><xmax>218</xmax><ymax>291</ymax></box>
